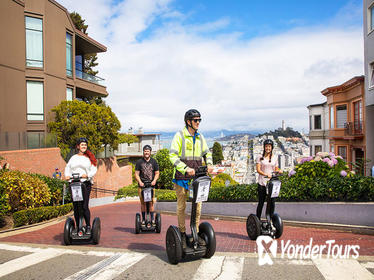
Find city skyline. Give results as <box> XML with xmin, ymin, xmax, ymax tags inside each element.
<box><xmin>59</xmin><ymin>0</ymin><xmax>364</xmax><ymax>132</ymax></box>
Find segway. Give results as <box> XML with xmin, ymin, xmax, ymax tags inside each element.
<box><xmin>166</xmin><ymin>166</ymin><xmax>216</xmax><ymax>264</ymax></box>
<box><xmin>246</xmin><ymin>172</ymin><xmax>283</xmax><ymax>240</ymax></box>
<box><xmin>135</xmin><ymin>181</ymin><xmax>161</xmax><ymax>233</ymax></box>
<box><xmin>64</xmin><ymin>173</ymin><xmax>101</xmax><ymax>245</ymax></box>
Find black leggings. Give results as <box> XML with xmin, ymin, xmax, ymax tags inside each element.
<box><xmin>256</xmin><ymin>184</ymin><xmax>275</xmax><ymax>219</ymax></box>
<box><xmin>72</xmin><ymin>181</ymin><xmax>92</xmax><ymax>227</ymax></box>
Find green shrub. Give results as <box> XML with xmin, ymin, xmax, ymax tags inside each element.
<box><xmin>153</xmin><ymin>148</ymin><xmax>174</xmax><ymax>189</ymax></box>
<box><xmin>30</xmin><ymin>173</ymin><xmax>66</xmax><ymax>205</ymax></box>
<box><xmin>211</xmin><ymin>173</ymin><xmax>238</xmax><ymax>188</ymax></box>
<box><xmin>13</xmin><ymin>203</ymin><xmax>73</xmax><ymax>227</ymax></box>
<box><xmin>0</xmin><ymin>170</ymin><xmax>51</xmax><ymax>212</ymax></box>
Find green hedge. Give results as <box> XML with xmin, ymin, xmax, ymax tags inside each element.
<box><xmin>13</xmin><ymin>203</ymin><xmax>73</xmax><ymax>227</ymax></box>
<box><xmin>30</xmin><ymin>173</ymin><xmax>70</xmax><ymax>205</ymax></box>
<box><xmin>115</xmin><ymin>174</ymin><xmax>374</xmax><ymax>202</ymax></box>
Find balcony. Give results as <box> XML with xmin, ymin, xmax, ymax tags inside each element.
<box><xmin>344</xmin><ymin>122</ymin><xmax>363</xmax><ymax>137</ymax></box>
<box><xmin>76</xmin><ymin>69</ymin><xmax>105</xmax><ymax>86</ymax></box>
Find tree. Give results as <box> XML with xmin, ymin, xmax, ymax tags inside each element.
<box><xmin>153</xmin><ymin>149</ymin><xmax>174</xmax><ymax>189</ymax></box>
<box><xmin>119</xmin><ymin>133</ymin><xmax>138</xmax><ymax>145</ymax></box>
<box><xmin>70</xmin><ymin>12</ymin><xmax>99</xmax><ymax>76</ymax></box>
<box><xmin>48</xmin><ymin>100</ymin><xmax>121</xmax><ymax>158</ymax></box>
<box><xmin>212</xmin><ymin>142</ymin><xmax>224</xmax><ymax>165</ymax></box>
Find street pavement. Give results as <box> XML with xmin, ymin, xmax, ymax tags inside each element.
<box><xmin>0</xmin><ymin>201</ymin><xmax>373</xmax><ymax>279</ymax></box>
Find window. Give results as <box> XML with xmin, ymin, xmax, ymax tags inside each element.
<box><xmin>66</xmin><ymin>87</ymin><xmax>73</xmax><ymax>101</ymax></box>
<box><xmin>338</xmin><ymin>146</ymin><xmax>347</xmax><ymax>161</ymax></box>
<box><xmin>315</xmin><ymin>145</ymin><xmax>322</xmax><ymax>155</ymax></box>
<box><xmin>314</xmin><ymin>115</ymin><xmax>321</xmax><ymax>130</ymax></box>
<box><xmin>370</xmin><ymin>62</ymin><xmax>374</xmax><ymax>88</ymax></box>
<box><xmin>26</xmin><ymin>81</ymin><xmax>44</xmax><ymax>120</ymax></box>
<box><xmin>370</xmin><ymin>5</ymin><xmax>374</xmax><ymax>32</ymax></box>
<box><xmin>330</xmin><ymin>106</ymin><xmax>334</xmax><ymax>128</ymax></box>
<box><xmin>25</xmin><ymin>16</ymin><xmax>43</xmax><ymax>67</ymax></box>
<box><xmin>336</xmin><ymin>105</ymin><xmax>347</xmax><ymax>128</ymax></box>
<box><xmin>66</xmin><ymin>33</ymin><xmax>73</xmax><ymax>76</ymax></box>
<box><xmin>330</xmin><ymin>145</ymin><xmax>334</xmax><ymax>153</ymax></box>
<box><xmin>354</xmin><ymin>100</ymin><xmax>363</xmax><ymax>133</ymax></box>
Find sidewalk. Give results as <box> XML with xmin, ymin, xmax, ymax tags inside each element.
<box><xmin>0</xmin><ymin>201</ymin><xmax>373</xmax><ymax>256</ymax></box>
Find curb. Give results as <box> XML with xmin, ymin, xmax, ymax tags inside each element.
<box><xmin>158</xmin><ymin>210</ymin><xmax>374</xmax><ymax>236</ymax></box>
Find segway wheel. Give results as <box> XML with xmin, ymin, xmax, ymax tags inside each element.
<box><xmin>92</xmin><ymin>217</ymin><xmax>101</xmax><ymax>244</ymax></box>
<box><xmin>135</xmin><ymin>213</ymin><xmax>141</xmax><ymax>234</ymax></box>
<box><xmin>156</xmin><ymin>213</ymin><xmax>161</xmax><ymax>233</ymax></box>
<box><xmin>272</xmin><ymin>213</ymin><xmax>283</xmax><ymax>239</ymax></box>
<box><xmin>199</xmin><ymin>222</ymin><xmax>216</xmax><ymax>259</ymax></box>
<box><xmin>246</xmin><ymin>214</ymin><xmax>261</xmax><ymax>240</ymax></box>
<box><xmin>166</xmin><ymin>226</ymin><xmax>182</xmax><ymax>264</ymax></box>
<box><xmin>64</xmin><ymin>217</ymin><xmax>74</xmax><ymax>245</ymax></box>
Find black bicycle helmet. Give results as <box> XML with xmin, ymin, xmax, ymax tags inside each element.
<box><xmin>184</xmin><ymin>109</ymin><xmax>201</xmax><ymax>126</ymax></box>
<box><xmin>76</xmin><ymin>137</ymin><xmax>88</xmax><ymax>146</ymax></box>
<box><xmin>263</xmin><ymin>139</ymin><xmax>274</xmax><ymax>147</ymax></box>
<box><xmin>143</xmin><ymin>144</ymin><xmax>152</xmax><ymax>151</ymax></box>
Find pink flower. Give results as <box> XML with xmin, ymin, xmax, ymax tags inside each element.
<box><xmin>329</xmin><ymin>152</ymin><xmax>335</xmax><ymax>157</ymax></box>
<box><xmin>328</xmin><ymin>160</ymin><xmax>334</xmax><ymax>167</ymax></box>
<box><xmin>289</xmin><ymin>170</ymin><xmax>296</xmax><ymax>177</ymax></box>
<box><xmin>340</xmin><ymin>170</ymin><xmax>347</xmax><ymax>177</ymax></box>
<box><xmin>323</xmin><ymin>158</ymin><xmax>330</xmax><ymax>163</ymax></box>
<box><xmin>332</xmin><ymin>158</ymin><xmax>338</xmax><ymax>165</ymax></box>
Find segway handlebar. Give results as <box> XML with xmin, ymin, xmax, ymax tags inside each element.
<box><xmin>141</xmin><ymin>180</ymin><xmax>153</xmax><ymax>188</ymax></box>
<box><xmin>194</xmin><ymin>166</ymin><xmax>208</xmax><ymax>178</ymax></box>
<box><xmin>68</xmin><ymin>173</ymin><xmax>83</xmax><ymax>183</ymax></box>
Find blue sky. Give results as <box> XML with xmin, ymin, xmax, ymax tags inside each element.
<box><xmin>60</xmin><ymin>0</ymin><xmax>364</xmax><ymax>133</ymax></box>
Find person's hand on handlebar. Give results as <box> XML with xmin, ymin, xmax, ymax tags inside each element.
<box><xmin>186</xmin><ymin>167</ymin><xmax>195</xmax><ymax>176</ymax></box>
<box><xmin>207</xmin><ymin>165</ymin><xmax>213</xmax><ymax>174</ymax></box>
<box><xmin>81</xmin><ymin>174</ymin><xmax>88</xmax><ymax>178</ymax></box>
<box><xmin>151</xmin><ymin>180</ymin><xmax>157</xmax><ymax>186</ymax></box>
<box><xmin>65</xmin><ymin>176</ymin><xmax>71</xmax><ymax>181</ymax></box>
<box><xmin>139</xmin><ymin>181</ymin><xmax>145</xmax><ymax>187</ymax></box>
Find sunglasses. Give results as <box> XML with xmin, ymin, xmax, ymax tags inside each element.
<box><xmin>192</xmin><ymin>118</ymin><xmax>202</xmax><ymax>123</ymax></box>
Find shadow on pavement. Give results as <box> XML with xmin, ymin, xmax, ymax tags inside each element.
<box><xmin>127</xmin><ymin>242</ymin><xmax>165</xmax><ymax>251</ymax></box>
<box><xmin>215</xmin><ymin>231</ymin><xmax>248</xmax><ymax>240</ymax></box>
<box><xmin>113</xmin><ymin>226</ymin><xmax>135</xmax><ymax>234</ymax></box>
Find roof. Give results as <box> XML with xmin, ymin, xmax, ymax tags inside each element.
<box><xmin>307</xmin><ymin>101</ymin><xmax>327</xmax><ymax>109</ymax></box>
<box><xmin>321</xmin><ymin>76</ymin><xmax>364</xmax><ymax>96</ymax></box>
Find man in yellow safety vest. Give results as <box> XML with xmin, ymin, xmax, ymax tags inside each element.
<box><xmin>169</xmin><ymin>109</ymin><xmax>213</xmax><ymax>248</ymax></box>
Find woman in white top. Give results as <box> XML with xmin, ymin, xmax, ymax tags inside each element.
<box><xmin>65</xmin><ymin>137</ymin><xmax>97</xmax><ymax>234</ymax></box>
<box><xmin>255</xmin><ymin>139</ymin><xmax>282</xmax><ymax>219</ymax></box>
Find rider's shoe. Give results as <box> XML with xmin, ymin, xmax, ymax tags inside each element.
<box><xmin>181</xmin><ymin>232</ymin><xmax>187</xmax><ymax>250</ymax></box>
<box><xmin>152</xmin><ymin>220</ymin><xmax>156</xmax><ymax>227</ymax></box>
<box><xmin>141</xmin><ymin>220</ymin><xmax>146</xmax><ymax>227</ymax></box>
<box><xmin>86</xmin><ymin>226</ymin><xmax>91</xmax><ymax>235</ymax></box>
<box><xmin>198</xmin><ymin>236</ymin><xmax>206</xmax><ymax>246</ymax></box>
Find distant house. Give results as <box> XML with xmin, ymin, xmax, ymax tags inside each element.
<box><xmin>115</xmin><ymin>133</ymin><xmax>161</xmax><ymax>159</ymax></box>
<box><xmin>321</xmin><ymin>76</ymin><xmax>366</xmax><ymax>173</ymax></box>
<box><xmin>0</xmin><ymin>0</ymin><xmax>108</xmax><ymax>151</ymax></box>
<box><xmin>307</xmin><ymin>102</ymin><xmax>329</xmax><ymax>156</ymax></box>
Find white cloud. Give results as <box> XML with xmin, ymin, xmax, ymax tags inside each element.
<box><xmin>58</xmin><ymin>0</ymin><xmax>364</xmax><ymax>133</ymax></box>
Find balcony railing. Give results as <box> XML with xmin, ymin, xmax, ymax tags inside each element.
<box><xmin>344</xmin><ymin>122</ymin><xmax>363</xmax><ymax>136</ymax></box>
<box><xmin>0</xmin><ymin>132</ymin><xmax>57</xmax><ymax>151</ymax></box>
<box><xmin>76</xmin><ymin>69</ymin><xmax>105</xmax><ymax>86</ymax></box>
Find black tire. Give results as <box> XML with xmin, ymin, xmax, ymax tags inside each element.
<box><xmin>199</xmin><ymin>222</ymin><xmax>216</xmax><ymax>259</ymax></box>
<box><xmin>272</xmin><ymin>213</ymin><xmax>283</xmax><ymax>239</ymax></box>
<box><xmin>135</xmin><ymin>213</ymin><xmax>141</xmax><ymax>234</ymax></box>
<box><xmin>64</xmin><ymin>217</ymin><xmax>74</xmax><ymax>245</ymax></box>
<box><xmin>156</xmin><ymin>213</ymin><xmax>161</xmax><ymax>233</ymax></box>
<box><xmin>165</xmin><ymin>226</ymin><xmax>182</xmax><ymax>264</ymax></box>
<box><xmin>246</xmin><ymin>214</ymin><xmax>261</xmax><ymax>240</ymax></box>
<box><xmin>92</xmin><ymin>217</ymin><xmax>101</xmax><ymax>244</ymax></box>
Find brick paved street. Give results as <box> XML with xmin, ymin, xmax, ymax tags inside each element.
<box><xmin>1</xmin><ymin>201</ymin><xmax>373</xmax><ymax>256</ymax></box>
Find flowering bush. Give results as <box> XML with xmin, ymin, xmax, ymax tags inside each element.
<box><xmin>280</xmin><ymin>152</ymin><xmax>374</xmax><ymax>201</ymax></box>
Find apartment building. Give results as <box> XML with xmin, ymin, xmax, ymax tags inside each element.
<box><xmin>364</xmin><ymin>0</ymin><xmax>374</xmax><ymax>175</ymax></box>
<box><xmin>0</xmin><ymin>0</ymin><xmax>108</xmax><ymax>150</ymax></box>
<box><xmin>321</xmin><ymin>76</ymin><xmax>366</xmax><ymax>172</ymax></box>
<box><xmin>307</xmin><ymin>102</ymin><xmax>329</xmax><ymax>156</ymax></box>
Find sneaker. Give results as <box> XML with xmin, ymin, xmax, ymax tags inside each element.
<box><xmin>181</xmin><ymin>232</ymin><xmax>187</xmax><ymax>250</ymax></box>
<box><xmin>141</xmin><ymin>220</ymin><xmax>146</xmax><ymax>227</ymax></box>
<box><xmin>198</xmin><ymin>236</ymin><xmax>206</xmax><ymax>246</ymax></box>
<box><xmin>152</xmin><ymin>220</ymin><xmax>156</xmax><ymax>227</ymax></box>
<box><xmin>86</xmin><ymin>226</ymin><xmax>91</xmax><ymax>235</ymax></box>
